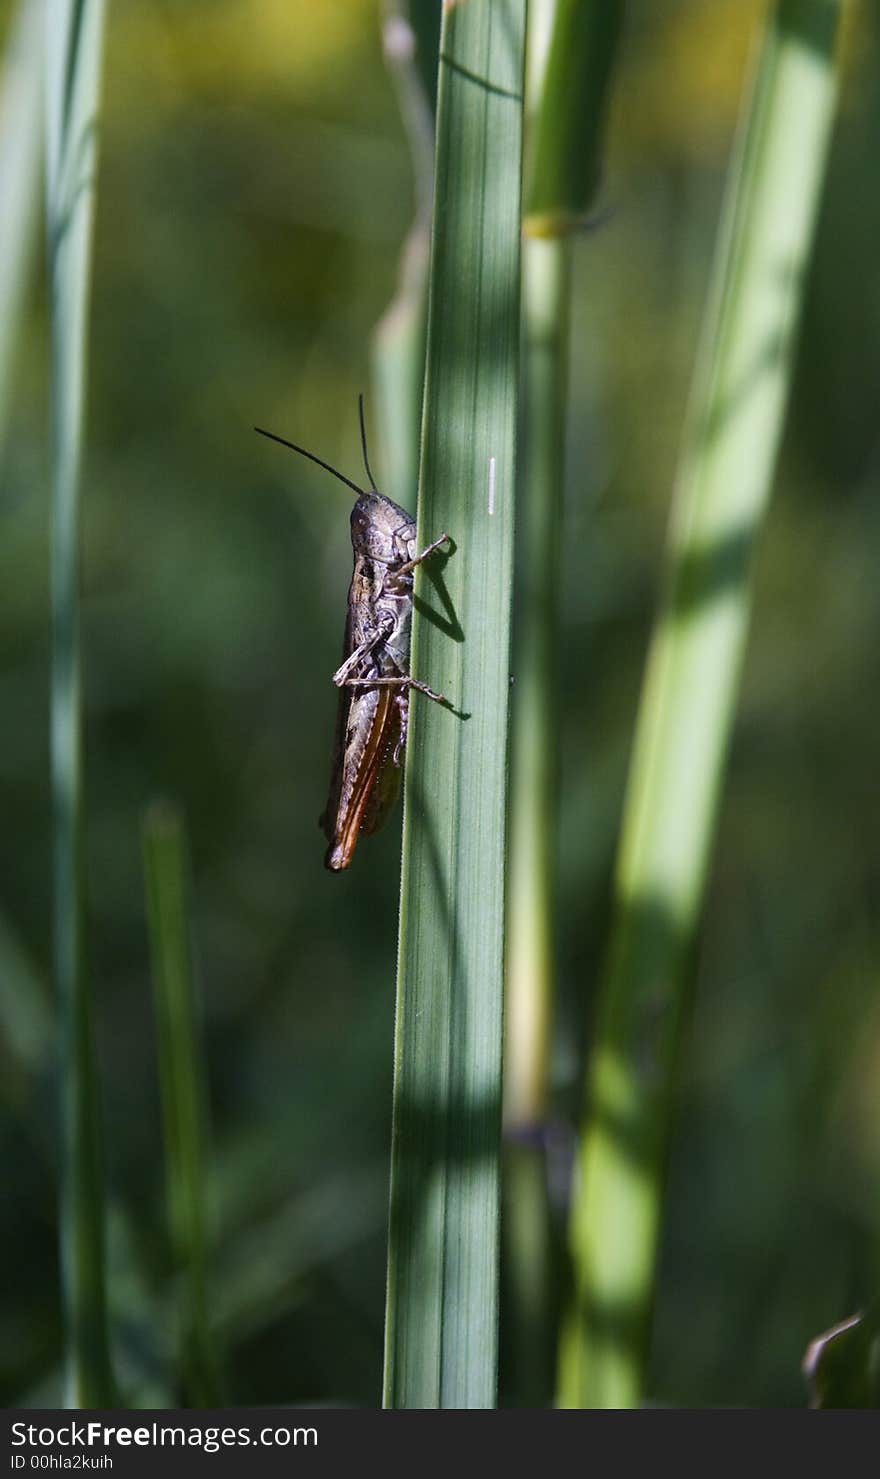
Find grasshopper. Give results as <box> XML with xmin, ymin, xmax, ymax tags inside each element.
<box><xmin>255</xmin><ymin>400</ymin><xmax>450</xmax><ymax>871</ymax></box>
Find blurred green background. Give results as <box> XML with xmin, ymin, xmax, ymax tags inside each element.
<box><xmin>2</xmin><ymin>0</ymin><xmax>879</xmax><ymax>1407</ymax></box>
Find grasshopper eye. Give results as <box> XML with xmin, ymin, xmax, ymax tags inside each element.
<box><xmin>351</xmin><ymin>506</ymin><xmax>370</xmax><ymax>542</ymax></box>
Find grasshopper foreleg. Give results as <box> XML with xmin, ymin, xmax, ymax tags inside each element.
<box><xmin>396</xmin><ymin>533</ymin><xmax>451</xmax><ymax>578</ymax></box>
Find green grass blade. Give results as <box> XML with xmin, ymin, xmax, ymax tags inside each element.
<box><xmin>501</xmin><ymin>235</ymin><xmax>568</xmax><ymax>1409</ymax></box>
<box><xmin>526</xmin><ymin>0</ymin><xmax>624</xmax><ymax>236</ymax></box>
<box><xmin>558</xmin><ymin>0</ymin><xmax>842</xmax><ymax>1409</ymax></box>
<box><xmin>383</xmin><ymin>0</ymin><xmax>526</xmax><ymax>1410</ymax></box>
<box><xmin>505</xmin><ymin>243</ymin><xmax>571</xmax><ymax>1137</ymax></box>
<box><xmin>505</xmin><ymin>185</ymin><xmax>566</xmax><ymax>1138</ymax></box>
<box><xmin>503</xmin><ymin>0</ymin><xmax>623</xmax><ymax>1407</ymax></box>
<box><xmin>507</xmin><ymin>0</ymin><xmax>624</xmax><ymax>1132</ymax></box>
<box><xmin>371</xmin><ymin>0</ymin><xmax>437</xmax><ymax>502</ymax></box>
<box><xmin>143</xmin><ymin>802</ymin><xmax>221</xmax><ymax>1406</ymax></box>
<box><xmin>0</xmin><ymin>0</ymin><xmax>44</xmax><ymax>458</ymax></box>
<box><xmin>46</xmin><ymin>0</ymin><xmax>112</xmax><ymax>1409</ymax></box>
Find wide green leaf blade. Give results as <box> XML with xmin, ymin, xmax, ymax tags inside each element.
<box><xmin>384</xmin><ymin>0</ymin><xmax>526</xmax><ymax>1411</ymax></box>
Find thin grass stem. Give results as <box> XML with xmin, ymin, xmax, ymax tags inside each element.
<box><xmin>143</xmin><ymin>802</ymin><xmax>221</xmax><ymax>1406</ymax></box>
<box><xmin>502</xmin><ymin>0</ymin><xmax>624</xmax><ymax>1407</ymax></box>
<box><xmin>46</xmin><ymin>0</ymin><xmax>112</xmax><ymax>1409</ymax></box>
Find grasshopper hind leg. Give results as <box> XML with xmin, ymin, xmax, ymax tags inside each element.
<box><xmin>342</xmin><ymin>675</ymin><xmax>446</xmax><ymax>704</ymax></box>
<box><xmin>393</xmin><ymin>691</ymin><xmax>409</xmax><ymax>765</ymax></box>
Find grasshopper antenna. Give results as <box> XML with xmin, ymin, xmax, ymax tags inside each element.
<box><xmin>358</xmin><ymin>393</ymin><xmax>378</xmax><ymax>491</ymax></box>
<box><xmin>254</xmin><ymin>425</ymin><xmax>367</xmax><ymax>498</ymax></box>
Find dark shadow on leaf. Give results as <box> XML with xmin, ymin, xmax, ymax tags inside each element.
<box><xmin>434</xmin><ymin>694</ymin><xmax>471</xmax><ymax>722</ymax></box>
<box><xmin>669</xmin><ymin>523</ymin><xmax>756</xmax><ymax>621</ymax></box>
<box><xmin>49</xmin><ymin>116</ymin><xmax>100</xmax><ymax>259</ymax></box>
<box><xmin>779</xmin><ymin>0</ymin><xmax>839</xmax><ymax>61</ymax></box>
<box><xmin>415</xmin><ymin>539</ymin><xmax>464</xmax><ymax>642</ymax></box>
<box><xmin>439</xmin><ymin>54</ymin><xmax>522</xmax><ymax>104</ymax></box>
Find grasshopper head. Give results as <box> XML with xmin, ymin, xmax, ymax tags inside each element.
<box><xmin>351</xmin><ymin>491</ymin><xmax>417</xmax><ymax>565</ymax></box>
